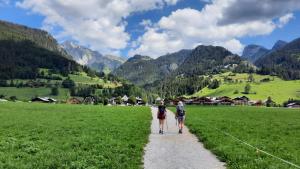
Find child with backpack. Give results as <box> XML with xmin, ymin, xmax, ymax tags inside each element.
<box><xmin>157</xmin><ymin>101</ymin><xmax>167</xmax><ymax>134</ymax></box>
<box><xmin>176</xmin><ymin>101</ymin><xmax>185</xmax><ymax>134</ymax></box>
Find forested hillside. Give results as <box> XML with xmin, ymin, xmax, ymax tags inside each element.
<box><xmin>0</xmin><ymin>20</ymin><xmax>70</xmax><ymax>59</ymax></box>
<box><xmin>114</xmin><ymin>50</ymin><xmax>191</xmax><ymax>85</ymax></box>
<box><xmin>255</xmin><ymin>38</ymin><xmax>300</xmax><ymax>80</ymax></box>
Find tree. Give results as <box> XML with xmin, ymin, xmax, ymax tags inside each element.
<box><xmin>244</xmin><ymin>83</ymin><xmax>251</xmax><ymax>94</ymax></box>
<box><xmin>208</xmin><ymin>79</ymin><xmax>220</xmax><ymax>89</ymax></box>
<box><xmin>62</xmin><ymin>77</ymin><xmax>75</xmax><ymax>88</ymax></box>
<box><xmin>142</xmin><ymin>96</ymin><xmax>148</xmax><ymax>104</ymax></box>
<box><xmin>103</xmin><ymin>98</ymin><xmax>109</xmax><ymax>105</ymax></box>
<box><xmin>51</xmin><ymin>87</ymin><xmax>59</xmax><ymax>96</ymax></box>
<box><xmin>115</xmin><ymin>96</ymin><xmax>122</xmax><ymax>104</ymax></box>
<box><xmin>0</xmin><ymin>94</ymin><xmax>5</xmax><ymax>99</ymax></box>
<box><xmin>9</xmin><ymin>80</ymin><xmax>15</xmax><ymax>87</ymax></box>
<box><xmin>128</xmin><ymin>96</ymin><xmax>136</xmax><ymax>105</ymax></box>
<box><xmin>266</xmin><ymin>96</ymin><xmax>276</xmax><ymax>107</ymax></box>
<box><xmin>0</xmin><ymin>80</ymin><xmax>7</xmax><ymax>87</ymax></box>
<box><xmin>248</xmin><ymin>74</ymin><xmax>254</xmax><ymax>82</ymax></box>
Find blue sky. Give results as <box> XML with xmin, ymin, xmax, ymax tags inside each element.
<box><xmin>1</xmin><ymin>0</ymin><xmax>300</xmax><ymax>58</ymax></box>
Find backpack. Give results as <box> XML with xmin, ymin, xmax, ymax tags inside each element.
<box><xmin>158</xmin><ymin>106</ymin><xmax>166</xmax><ymax>118</ymax></box>
<box><xmin>177</xmin><ymin>107</ymin><xmax>185</xmax><ymax>117</ymax></box>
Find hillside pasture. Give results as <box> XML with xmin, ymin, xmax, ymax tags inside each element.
<box><xmin>194</xmin><ymin>73</ymin><xmax>300</xmax><ymax>104</ymax></box>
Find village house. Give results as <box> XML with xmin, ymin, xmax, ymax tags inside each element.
<box><xmin>233</xmin><ymin>96</ymin><xmax>250</xmax><ymax>105</ymax></box>
<box><xmin>121</xmin><ymin>95</ymin><xmax>129</xmax><ymax>103</ymax></box>
<box><xmin>67</xmin><ymin>97</ymin><xmax>82</xmax><ymax>104</ymax></box>
<box><xmin>287</xmin><ymin>102</ymin><xmax>300</xmax><ymax>108</ymax></box>
<box><xmin>31</xmin><ymin>97</ymin><xmax>57</xmax><ymax>103</ymax></box>
<box><xmin>83</xmin><ymin>96</ymin><xmax>96</xmax><ymax>104</ymax></box>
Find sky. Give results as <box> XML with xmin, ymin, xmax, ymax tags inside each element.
<box><xmin>1</xmin><ymin>0</ymin><xmax>300</xmax><ymax>59</ymax></box>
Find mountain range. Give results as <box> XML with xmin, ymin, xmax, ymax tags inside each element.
<box><xmin>242</xmin><ymin>40</ymin><xmax>287</xmax><ymax>62</ymax></box>
<box><xmin>61</xmin><ymin>41</ymin><xmax>125</xmax><ymax>73</ymax></box>
<box><xmin>113</xmin><ymin>45</ymin><xmax>251</xmax><ymax>87</ymax></box>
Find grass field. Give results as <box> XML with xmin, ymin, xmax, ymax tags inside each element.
<box><xmin>0</xmin><ymin>102</ymin><xmax>151</xmax><ymax>169</ymax></box>
<box><xmin>0</xmin><ymin>87</ymin><xmax>69</xmax><ymax>101</ymax></box>
<box><xmin>170</xmin><ymin>106</ymin><xmax>300</xmax><ymax>169</ymax></box>
<box><xmin>193</xmin><ymin>73</ymin><xmax>300</xmax><ymax>104</ymax></box>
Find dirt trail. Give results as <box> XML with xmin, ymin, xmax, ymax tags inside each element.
<box><xmin>143</xmin><ymin>107</ymin><xmax>226</xmax><ymax>169</ymax></box>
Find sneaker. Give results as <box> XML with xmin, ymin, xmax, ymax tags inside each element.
<box><xmin>179</xmin><ymin>129</ymin><xmax>182</xmax><ymax>134</ymax></box>
<box><xmin>159</xmin><ymin>130</ymin><xmax>162</xmax><ymax>134</ymax></box>
<box><xmin>161</xmin><ymin>130</ymin><xmax>164</xmax><ymax>134</ymax></box>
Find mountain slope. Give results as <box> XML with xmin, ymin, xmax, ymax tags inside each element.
<box><xmin>255</xmin><ymin>38</ymin><xmax>300</xmax><ymax>80</ymax></box>
<box><xmin>0</xmin><ymin>20</ymin><xmax>71</xmax><ymax>59</ymax></box>
<box><xmin>177</xmin><ymin>45</ymin><xmax>243</xmax><ymax>76</ymax></box>
<box><xmin>113</xmin><ymin>49</ymin><xmax>191</xmax><ymax>85</ymax></box>
<box><xmin>62</xmin><ymin>41</ymin><xmax>125</xmax><ymax>73</ymax></box>
<box><xmin>242</xmin><ymin>45</ymin><xmax>269</xmax><ymax>62</ymax></box>
<box><xmin>271</xmin><ymin>40</ymin><xmax>287</xmax><ymax>52</ymax></box>
<box><xmin>0</xmin><ymin>20</ymin><xmax>81</xmax><ymax>79</ymax></box>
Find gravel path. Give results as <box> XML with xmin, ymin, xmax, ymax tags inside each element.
<box><xmin>143</xmin><ymin>107</ymin><xmax>226</xmax><ymax>169</ymax></box>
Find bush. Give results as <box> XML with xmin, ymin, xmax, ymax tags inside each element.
<box><xmin>128</xmin><ymin>96</ymin><xmax>136</xmax><ymax>105</ymax></box>
<box><xmin>208</xmin><ymin>79</ymin><xmax>220</xmax><ymax>89</ymax></box>
<box><xmin>244</xmin><ymin>83</ymin><xmax>251</xmax><ymax>94</ymax></box>
<box><xmin>62</xmin><ymin>77</ymin><xmax>75</xmax><ymax>88</ymax></box>
<box><xmin>233</xmin><ymin>90</ymin><xmax>239</xmax><ymax>94</ymax></box>
<box><xmin>9</xmin><ymin>96</ymin><xmax>17</xmax><ymax>101</ymax></box>
<box><xmin>51</xmin><ymin>87</ymin><xmax>59</xmax><ymax>96</ymax></box>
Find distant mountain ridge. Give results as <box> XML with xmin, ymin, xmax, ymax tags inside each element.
<box><xmin>242</xmin><ymin>40</ymin><xmax>287</xmax><ymax>63</ymax></box>
<box><xmin>255</xmin><ymin>38</ymin><xmax>300</xmax><ymax>80</ymax></box>
<box><xmin>62</xmin><ymin>41</ymin><xmax>125</xmax><ymax>73</ymax></box>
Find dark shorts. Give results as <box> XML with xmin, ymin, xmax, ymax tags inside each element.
<box><xmin>177</xmin><ymin>116</ymin><xmax>185</xmax><ymax>122</ymax></box>
<box><xmin>158</xmin><ymin>114</ymin><xmax>166</xmax><ymax>120</ymax></box>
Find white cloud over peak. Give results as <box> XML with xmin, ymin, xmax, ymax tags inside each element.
<box><xmin>130</xmin><ymin>0</ymin><xmax>300</xmax><ymax>58</ymax></box>
<box><xmin>16</xmin><ymin>0</ymin><xmax>180</xmax><ymax>54</ymax></box>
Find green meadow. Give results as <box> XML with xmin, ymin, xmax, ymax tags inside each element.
<box><xmin>0</xmin><ymin>87</ymin><xmax>70</xmax><ymax>101</ymax></box>
<box><xmin>0</xmin><ymin>102</ymin><xmax>151</xmax><ymax>169</ymax></box>
<box><xmin>170</xmin><ymin>106</ymin><xmax>300</xmax><ymax>169</ymax></box>
<box><xmin>193</xmin><ymin>73</ymin><xmax>300</xmax><ymax>104</ymax></box>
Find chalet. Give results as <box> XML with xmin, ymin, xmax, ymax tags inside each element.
<box><xmin>187</xmin><ymin>97</ymin><xmax>214</xmax><ymax>105</ymax></box>
<box><xmin>233</xmin><ymin>96</ymin><xmax>249</xmax><ymax>105</ymax></box>
<box><xmin>67</xmin><ymin>97</ymin><xmax>82</xmax><ymax>104</ymax></box>
<box><xmin>31</xmin><ymin>97</ymin><xmax>57</xmax><ymax>103</ymax></box>
<box><xmin>287</xmin><ymin>102</ymin><xmax>300</xmax><ymax>108</ymax></box>
<box><xmin>216</xmin><ymin>96</ymin><xmax>234</xmax><ymax>105</ymax></box>
<box><xmin>136</xmin><ymin>97</ymin><xmax>143</xmax><ymax>105</ymax></box>
<box><xmin>121</xmin><ymin>95</ymin><xmax>129</xmax><ymax>102</ymax></box>
<box><xmin>155</xmin><ymin>97</ymin><xmax>162</xmax><ymax>104</ymax></box>
<box><xmin>109</xmin><ymin>97</ymin><xmax>116</xmax><ymax>105</ymax></box>
<box><xmin>249</xmin><ymin>100</ymin><xmax>263</xmax><ymax>106</ymax></box>
<box><xmin>83</xmin><ymin>96</ymin><xmax>96</xmax><ymax>104</ymax></box>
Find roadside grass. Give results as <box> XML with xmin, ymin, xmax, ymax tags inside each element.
<box><xmin>0</xmin><ymin>102</ymin><xmax>151</xmax><ymax>169</ymax></box>
<box><xmin>0</xmin><ymin>87</ymin><xmax>69</xmax><ymax>101</ymax></box>
<box><xmin>170</xmin><ymin>106</ymin><xmax>300</xmax><ymax>169</ymax></box>
<box><xmin>193</xmin><ymin>73</ymin><xmax>300</xmax><ymax>104</ymax></box>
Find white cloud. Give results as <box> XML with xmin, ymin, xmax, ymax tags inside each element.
<box><xmin>130</xmin><ymin>0</ymin><xmax>299</xmax><ymax>58</ymax></box>
<box><xmin>278</xmin><ymin>13</ymin><xmax>294</xmax><ymax>28</ymax></box>
<box><xmin>16</xmin><ymin>0</ymin><xmax>180</xmax><ymax>55</ymax></box>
